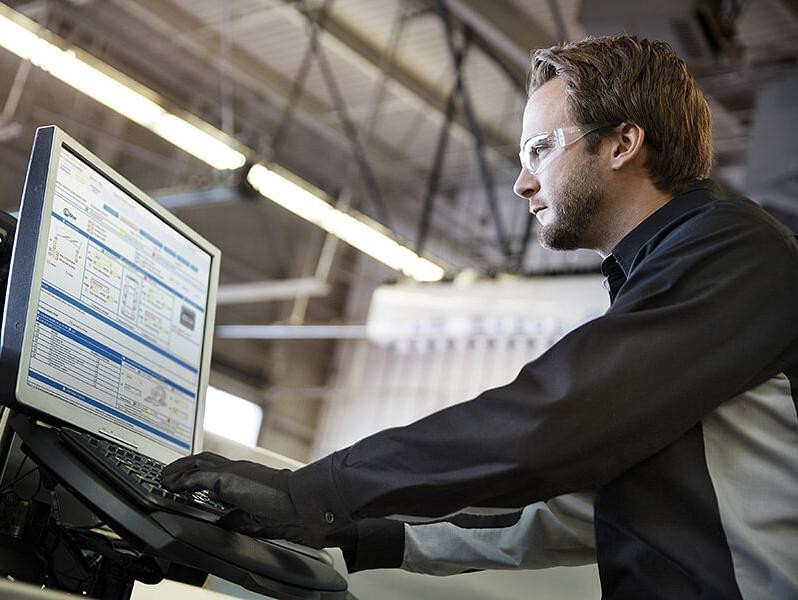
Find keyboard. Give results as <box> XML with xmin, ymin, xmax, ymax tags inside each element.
<box><xmin>59</xmin><ymin>428</ymin><xmax>235</xmax><ymax>523</ymax></box>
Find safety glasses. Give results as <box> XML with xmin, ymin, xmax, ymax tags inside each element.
<box><xmin>518</xmin><ymin>122</ymin><xmax>617</xmax><ymax>176</ymax></box>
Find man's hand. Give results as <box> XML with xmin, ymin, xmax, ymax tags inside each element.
<box><xmin>163</xmin><ymin>452</ymin><xmax>406</xmax><ymax>569</ymax></box>
<box><xmin>162</xmin><ymin>452</ymin><xmax>319</xmax><ymax>546</ymax></box>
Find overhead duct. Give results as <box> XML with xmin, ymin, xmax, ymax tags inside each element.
<box><xmin>745</xmin><ymin>70</ymin><xmax>798</xmax><ymax>220</ymax></box>
<box><xmin>366</xmin><ymin>275</ymin><xmax>608</xmax><ymax>346</ymax></box>
<box><xmin>578</xmin><ymin>0</ymin><xmax>727</xmax><ymax>63</ymax></box>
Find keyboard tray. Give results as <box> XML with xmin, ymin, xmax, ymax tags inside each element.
<box><xmin>11</xmin><ymin>413</ymin><xmax>348</xmax><ymax>600</ymax></box>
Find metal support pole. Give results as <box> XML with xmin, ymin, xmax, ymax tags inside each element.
<box><xmin>415</xmin><ymin>4</ymin><xmax>470</xmax><ymax>255</ymax></box>
<box><xmin>1</xmin><ymin>57</ymin><xmax>31</xmax><ymax>125</ymax></box>
<box><xmin>289</xmin><ymin>0</ymin><xmax>391</xmax><ymax>227</ymax></box>
<box><xmin>314</xmin><ymin>44</ymin><xmax>392</xmax><ymax>227</ymax></box>
<box><xmin>469</xmin><ymin>36</ymin><xmax>526</xmax><ymax>95</ymax></box>
<box><xmin>220</xmin><ymin>3</ymin><xmax>235</xmax><ymax>137</ymax></box>
<box><xmin>435</xmin><ymin>0</ymin><xmax>512</xmax><ymax>261</ymax></box>
<box><xmin>546</xmin><ymin>0</ymin><xmax>570</xmax><ymax>42</ymax></box>
<box><xmin>415</xmin><ymin>85</ymin><xmax>457</xmax><ymax>254</ymax></box>
<box><xmin>289</xmin><ymin>4</ymin><xmax>409</xmax><ymax>324</ymax></box>
<box><xmin>361</xmin><ymin>2</ymin><xmax>411</xmax><ymax>152</ymax></box>
<box><xmin>267</xmin><ymin>0</ymin><xmax>330</xmax><ymax>163</ymax></box>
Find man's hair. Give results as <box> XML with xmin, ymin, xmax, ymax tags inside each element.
<box><xmin>528</xmin><ymin>35</ymin><xmax>713</xmax><ymax>196</ymax></box>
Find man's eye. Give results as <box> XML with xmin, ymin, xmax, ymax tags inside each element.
<box><xmin>531</xmin><ymin>144</ymin><xmax>550</xmax><ymax>157</ymax></box>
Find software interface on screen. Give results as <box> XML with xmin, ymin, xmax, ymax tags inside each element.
<box><xmin>24</xmin><ymin>146</ymin><xmax>211</xmax><ymax>454</ymax></box>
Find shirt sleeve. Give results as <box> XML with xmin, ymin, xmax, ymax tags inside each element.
<box><xmin>290</xmin><ymin>203</ymin><xmax>798</xmax><ymax>535</ymax></box>
<box><xmin>345</xmin><ymin>492</ymin><xmax>595</xmax><ymax>575</ymax></box>
<box><xmin>399</xmin><ymin>492</ymin><xmax>596</xmax><ymax>576</ymax></box>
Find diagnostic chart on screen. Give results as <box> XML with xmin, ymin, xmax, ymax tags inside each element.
<box><xmin>25</xmin><ymin>147</ymin><xmax>211</xmax><ymax>453</ymax></box>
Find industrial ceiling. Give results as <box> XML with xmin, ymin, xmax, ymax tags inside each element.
<box><xmin>1</xmin><ymin>0</ymin><xmax>796</xmax><ymax>458</ymax></box>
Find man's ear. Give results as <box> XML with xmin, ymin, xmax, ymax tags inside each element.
<box><xmin>609</xmin><ymin>121</ymin><xmax>645</xmax><ymax>171</ymax></box>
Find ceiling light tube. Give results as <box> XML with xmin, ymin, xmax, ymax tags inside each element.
<box><xmin>247</xmin><ymin>164</ymin><xmax>445</xmax><ymax>282</ymax></box>
<box><xmin>215</xmin><ymin>324</ymin><xmax>368</xmax><ymax>339</ymax></box>
<box><xmin>216</xmin><ymin>277</ymin><xmax>331</xmax><ymax>305</ymax></box>
<box><xmin>0</xmin><ymin>9</ymin><xmax>245</xmax><ymax>170</ymax></box>
<box><xmin>0</xmin><ymin>6</ymin><xmax>447</xmax><ymax>281</ymax></box>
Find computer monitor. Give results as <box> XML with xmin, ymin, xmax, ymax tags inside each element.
<box><xmin>0</xmin><ymin>126</ymin><xmax>220</xmax><ymax>465</ymax></box>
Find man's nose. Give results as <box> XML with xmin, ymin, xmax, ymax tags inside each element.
<box><xmin>513</xmin><ymin>167</ymin><xmax>540</xmax><ymax>199</ymax></box>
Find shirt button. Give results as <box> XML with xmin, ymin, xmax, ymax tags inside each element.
<box><xmin>324</xmin><ymin>511</ymin><xmax>335</xmax><ymax>524</ymax></box>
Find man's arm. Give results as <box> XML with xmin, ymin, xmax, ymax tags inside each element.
<box><xmin>348</xmin><ymin>491</ymin><xmax>596</xmax><ymax>575</ymax></box>
<box><xmin>289</xmin><ymin>203</ymin><xmax>798</xmax><ymax>536</ymax></box>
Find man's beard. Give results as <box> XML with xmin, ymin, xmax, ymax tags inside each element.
<box><xmin>537</xmin><ymin>158</ymin><xmax>605</xmax><ymax>251</ymax></box>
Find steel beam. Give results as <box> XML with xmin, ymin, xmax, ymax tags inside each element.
<box><xmin>275</xmin><ymin>0</ymin><xmax>516</xmax><ymax>154</ymax></box>
<box><xmin>415</xmin><ymin>84</ymin><xmax>457</xmax><ymax>255</ymax></box>
<box><xmin>108</xmin><ymin>0</ymin><xmax>420</xmax><ymax>180</ymax></box>
<box><xmin>442</xmin><ymin>0</ymin><xmax>555</xmax><ymax>73</ymax></box>
<box><xmin>215</xmin><ymin>324</ymin><xmax>367</xmax><ymax>339</ymax></box>
<box><xmin>437</xmin><ymin>1</ymin><xmax>512</xmax><ymax>259</ymax></box>
<box><xmin>217</xmin><ymin>277</ymin><xmax>331</xmax><ymax>305</ymax></box>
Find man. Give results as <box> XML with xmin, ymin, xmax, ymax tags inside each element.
<box><xmin>163</xmin><ymin>36</ymin><xmax>798</xmax><ymax>599</ymax></box>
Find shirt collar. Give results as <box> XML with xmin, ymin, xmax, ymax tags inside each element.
<box><xmin>603</xmin><ymin>180</ymin><xmax>717</xmax><ymax>278</ymax></box>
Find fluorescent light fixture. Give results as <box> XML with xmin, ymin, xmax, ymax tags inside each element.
<box><xmin>203</xmin><ymin>385</ymin><xmax>263</xmax><ymax>447</ymax></box>
<box><xmin>0</xmin><ymin>9</ymin><xmax>245</xmax><ymax>170</ymax></box>
<box><xmin>152</xmin><ymin>114</ymin><xmax>245</xmax><ymax>171</ymax></box>
<box><xmin>0</xmin><ymin>5</ymin><xmax>447</xmax><ymax>281</ymax></box>
<box><xmin>215</xmin><ymin>324</ymin><xmax>368</xmax><ymax>339</ymax></box>
<box><xmin>217</xmin><ymin>277</ymin><xmax>330</xmax><ymax>305</ymax></box>
<box><xmin>247</xmin><ymin>164</ymin><xmax>446</xmax><ymax>282</ymax></box>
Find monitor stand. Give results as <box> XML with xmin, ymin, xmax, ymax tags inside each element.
<box><xmin>0</xmin><ymin>211</ymin><xmax>350</xmax><ymax>600</ymax></box>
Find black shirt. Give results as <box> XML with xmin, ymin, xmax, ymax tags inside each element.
<box><xmin>290</xmin><ymin>182</ymin><xmax>798</xmax><ymax>599</ymax></box>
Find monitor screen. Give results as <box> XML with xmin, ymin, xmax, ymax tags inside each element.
<box><xmin>3</xmin><ymin>127</ymin><xmax>220</xmax><ymax>463</ymax></box>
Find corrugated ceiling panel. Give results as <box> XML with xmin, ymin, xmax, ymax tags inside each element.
<box><xmin>167</xmin><ymin>0</ymin><xmax>526</xmax><ymax>217</ymax></box>
<box><xmin>328</xmin><ymin>0</ymin><xmax>406</xmax><ymax>51</ymax></box>
<box><xmin>169</xmin><ymin>0</ymin><xmax>311</xmax><ymax>84</ymax></box>
<box><xmin>391</xmin><ymin>13</ymin><xmax>455</xmax><ymax>97</ymax></box>
<box><xmin>171</xmin><ymin>0</ymin><xmax>520</xmax><ymax>150</ymax></box>
<box><xmin>510</xmin><ymin>0</ymin><xmax>587</xmax><ymax>44</ymax></box>
<box><xmin>236</xmin><ymin>20</ymin><xmax>310</xmax><ymax>76</ymax></box>
<box><xmin>462</xmin><ymin>50</ymin><xmax>521</xmax><ymax>132</ymax></box>
<box><xmin>173</xmin><ymin>0</ymin><xmax>277</xmax><ymax>31</ymax></box>
<box><xmin>369</xmin><ymin>111</ymin><xmax>439</xmax><ymax>169</ymax></box>
<box><xmin>175</xmin><ymin>0</ymin><xmax>423</xmax><ymax>127</ymax></box>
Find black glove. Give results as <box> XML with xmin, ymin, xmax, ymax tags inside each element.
<box><xmin>162</xmin><ymin>452</ymin><xmax>322</xmax><ymax>546</ymax></box>
<box><xmin>162</xmin><ymin>452</ymin><xmax>405</xmax><ymax>565</ymax></box>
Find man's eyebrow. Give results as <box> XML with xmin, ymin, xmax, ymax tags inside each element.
<box><xmin>519</xmin><ymin>131</ymin><xmax>551</xmax><ymax>148</ymax></box>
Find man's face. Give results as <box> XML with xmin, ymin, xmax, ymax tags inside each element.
<box><xmin>513</xmin><ymin>78</ymin><xmax>608</xmax><ymax>251</ymax></box>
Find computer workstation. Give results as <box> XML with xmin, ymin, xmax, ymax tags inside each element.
<box><xmin>0</xmin><ymin>125</ymin><xmax>348</xmax><ymax>600</ymax></box>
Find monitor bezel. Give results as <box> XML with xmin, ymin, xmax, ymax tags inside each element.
<box><xmin>0</xmin><ymin>125</ymin><xmax>220</xmax><ymax>464</ymax></box>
